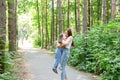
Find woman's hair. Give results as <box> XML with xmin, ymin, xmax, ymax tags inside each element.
<box><xmin>66</xmin><ymin>28</ymin><xmax>72</xmax><ymax>37</ymax></box>
<box><xmin>66</xmin><ymin>28</ymin><xmax>74</xmax><ymax>46</ymax></box>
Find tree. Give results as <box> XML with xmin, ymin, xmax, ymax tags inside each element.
<box><xmin>14</xmin><ymin>0</ymin><xmax>18</xmax><ymax>48</ymax></box>
<box><xmin>51</xmin><ymin>0</ymin><xmax>54</xmax><ymax>45</ymax></box>
<box><xmin>97</xmin><ymin>0</ymin><xmax>101</xmax><ymax>24</ymax></box>
<box><xmin>82</xmin><ymin>0</ymin><xmax>87</xmax><ymax>34</ymax></box>
<box><xmin>77</xmin><ymin>0</ymin><xmax>80</xmax><ymax>33</ymax></box>
<box><xmin>111</xmin><ymin>0</ymin><xmax>116</xmax><ymax>20</ymax></box>
<box><xmin>102</xmin><ymin>0</ymin><xmax>106</xmax><ymax>24</ymax></box>
<box><xmin>67</xmin><ymin>0</ymin><xmax>70</xmax><ymax>28</ymax></box>
<box><xmin>36</xmin><ymin>0</ymin><xmax>41</xmax><ymax>46</ymax></box>
<box><xmin>58</xmin><ymin>0</ymin><xmax>62</xmax><ymax>34</ymax></box>
<box><xmin>119</xmin><ymin>0</ymin><xmax>120</xmax><ymax>13</ymax></box>
<box><xmin>45</xmin><ymin>0</ymin><xmax>49</xmax><ymax>48</ymax></box>
<box><xmin>8</xmin><ymin>0</ymin><xmax>17</xmax><ymax>51</ymax></box>
<box><xmin>0</xmin><ymin>0</ymin><xmax>6</xmax><ymax>73</ymax></box>
<box><xmin>75</xmin><ymin>0</ymin><xmax>77</xmax><ymax>32</ymax></box>
<box><xmin>88</xmin><ymin>0</ymin><xmax>91</xmax><ymax>27</ymax></box>
<box><xmin>55</xmin><ymin>1</ymin><xmax>58</xmax><ymax>40</ymax></box>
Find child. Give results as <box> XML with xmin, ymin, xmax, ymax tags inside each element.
<box><xmin>52</xmin><ymin>33</ymin><xmax>65</xmax><ymax>74</ymax></box>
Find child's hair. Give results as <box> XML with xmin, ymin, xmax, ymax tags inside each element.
<box><xmin>58</xmin><ymin>33</ymin><xmax>63</xmax><ymax>43</ymax></box>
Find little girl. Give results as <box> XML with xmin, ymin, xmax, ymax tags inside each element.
<box><xmin>52</xmin><ymin>33</ymin><xmax>65</xmax><ymax>74</ymax></box>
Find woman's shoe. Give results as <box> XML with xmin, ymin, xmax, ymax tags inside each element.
<box><xmin>64</xmin><ymin>78</ymin><xmax>68</xmax><ymax>80</ymax></box>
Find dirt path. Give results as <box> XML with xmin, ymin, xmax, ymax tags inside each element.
<box><xmin>21</xmin><ymin>48</ymin><xmax>97</xmax><ymax>80</ymax></box>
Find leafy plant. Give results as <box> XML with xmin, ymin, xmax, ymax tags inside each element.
<box><xmin>68</xmin><ymin>21</ymin><xmax>120</xmax><ymax>80</ymax></box>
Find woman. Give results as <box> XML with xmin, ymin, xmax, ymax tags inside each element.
<box><xmin>57</xmin><ymin>28</ymin><xmax>73</xmax><ymax>80</ymax></box>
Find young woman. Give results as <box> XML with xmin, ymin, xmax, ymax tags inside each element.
<box><xmin>57</xmin><ymin>28</ymin><xmax>73</xmax><ymax>80</ymax></box>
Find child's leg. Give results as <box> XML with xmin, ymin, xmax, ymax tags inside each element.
<box><xmin>53</xmin><ymin>48</ymin><xmax>62</xmax><ymax>68</ymax></box>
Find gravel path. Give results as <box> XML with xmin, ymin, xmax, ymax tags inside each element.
<box><xmin>22</xmin><ymin>48</ymin><xmax>96</xmax><ymax>80</ymax></box>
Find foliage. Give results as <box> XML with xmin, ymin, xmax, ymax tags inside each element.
<box><xmin>33</xmin><ymin>34</ymin><xmax>41</xmax><ymax>47</ymax></box>
<box><xmin>68</xmin><ymin>21</ymin><xmax>120</xmax><ymax>80</ymax></box>
<box><xmin>0</xmin><ymin>52</ymin><xmax>18</xmax><ymax>80</ymax></box>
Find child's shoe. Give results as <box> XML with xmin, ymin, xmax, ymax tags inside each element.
<box><xmin>52</xmin><ymin>68</ymin><xmax>58</xmax><ymax>74</ymax></box>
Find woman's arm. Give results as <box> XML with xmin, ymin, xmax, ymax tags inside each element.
<box><xmin>57</xmin><ymin>42</ymin><xmax>62</xmax><ymax>48</ymax></box>
<box><xmin>62</xmin><ymin>37</ymin><xmax>72</xmax><ymax>46</ymax></box>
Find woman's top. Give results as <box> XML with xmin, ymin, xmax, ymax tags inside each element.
<box><xmin>64</xmin><ymin>36</ymin><xmax>73</xmax><ymax>49</ymax></box>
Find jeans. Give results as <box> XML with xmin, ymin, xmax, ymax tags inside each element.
<box><xmin>60</xmin><ymin>48</ymin><xmax>70</xmax><ymax>80</ymax></box>
<box><xmin>53</xmin><ymin>48</ymin><xmax>63</xmax><ymax>68</ymax></box>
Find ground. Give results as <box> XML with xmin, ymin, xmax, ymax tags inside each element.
<box><xmin>16</xmin><ymin>40</ymin><xmax>97</xmax><ymax>80</ymax></box>
<box><xmin>16</xmin><ymin>47</ymin><xmax>97</xmax><ymax>80</ymax></box>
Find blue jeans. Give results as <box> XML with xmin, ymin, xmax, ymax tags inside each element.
<box><xmin>53</xmin><ymin>48</ymin><xmax>63</xmax><ymax>68</ymax></box>
<box><xmin>60</xmin><ymin>48</ymin><xmax>70</xmax><ymax>80</ymax></box>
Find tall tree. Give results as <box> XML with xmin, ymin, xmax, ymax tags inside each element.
<box><xmin>58</xmin><ymin>0</ymin><xmax>62</xmax><ymax>34</ymax></box>
<box><xmin>75</xmin><ymin>0</ymin><xmax>77</xmax><ymax>32</ymax></box>
<box><xmin>97</xmin><ymin>0</ymin><xmax>101</xmax><ymax>24</ymax></box>
<box><xmin>111</xmin><ymin>0</ymin><xmax>116</xmax><ymax>20</ymax></box>
<box><xmin>77</xmin><ymin>0</ymin><xmax>80</xmax><ymax>33</ymax></box>
<box><xmin>82</xmin><ymin>0</ymin><xmax>87</xmax><ymax>34</ymax></box>
<box><xmin>15</xmin><ymin>0</ymin><xmax>18</xmax><ymax>48</ymax></box>
<box><xmin>36</xmin><ymin>0</ymin><xmax>41</xmax><ymax>46</ymax></box>
<box><xmin>88</xmin><ymin>0</ymin><xmax>91</xmax><ymax>27</ymax></box>
<box><xmin>55</xmin><ymin>1</ymin><xmax>58</xmax><ymax>40</ymax></box>
<box><xmin>8</xmin><ymin>0</ymin><xmax>17</xmax><ymax>51</ymax></box>
<box><xmin>119</xmin><ymin>0</ymin><xmax>120</xmax><ymax>13</ymax></box>
<box><xmin>51</xmin><ymin>0</ymin><xmax>54</xmax><ymax>45</ymax></box>
<box><xmin>41</xmin><ymin>0</ymin><xmax>44</xmax><ymax>48</ymax></box>
<box><xmin>67</xmin><ymin>0</ymin><xmax>70</xmax><ymax>28</ymax></box>
<box><xmin>45</xmin><ymin>0</ymin><xmax>49</xmax><ymax>48</ymax></box>
<box><xmin>102</xmin><ymin>0</ymin><xmax>106</xmax><ymax>24</ymax></box>
<box><xmin>0</xmin><ymin>0</ymin><xmax>6</xmax><ymax>73</ymax></box>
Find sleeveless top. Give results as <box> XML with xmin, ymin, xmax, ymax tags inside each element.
<box><xmin>65</xmin><ymin>36</ymin><xmax>73</xmax><ymax>49</ymax></box>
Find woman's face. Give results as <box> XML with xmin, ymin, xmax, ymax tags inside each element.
<box><xmin>64</xmin><ymin>31</ymin><xmax>68</xmax><ymax>37</ymax></box>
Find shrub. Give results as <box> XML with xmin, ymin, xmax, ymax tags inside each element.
<box><xmin>68</xmin><ymin>21</ymin><xmax>120</xmax><ymax>80</ymax></box>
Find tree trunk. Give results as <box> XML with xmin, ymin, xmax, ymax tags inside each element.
<box><xmin>111</xmin><ymin>0</ymin><xmax>116</xmax><ymax>20</ymax></box>
<box><xmin>51</xmin><ymin>0</ymin><xmax>54</xmax><ymax>45</ymax></box>
<box><xmin>102</xmin><ymin>0</ymin><xmax>106</xmax><ymax>24</ymax></box>
<box><xmin>45</xmin><ymin>0</ymin><xmax>49</xmax><ymax>48</ymax></box>
<box><xmin>119</xmin><ymin>0</ymin><xmax>120</xmax><ymax>13</ymax></box>
<box><xmin>58</xmin><ymin>0</ymin><xmax>62</xmax><ymax>34</ymax></box>
<box><xmin>82</xmin><ymin>0</ymin><xmax>87</xmax><ymax>34</ymax></box>
<box><xmin>36</xmin><ymin>0</ymin><xmax>41</xmax><ymax>46</ymax></box>
<box><xmin>77</xmin><ymin>0</ymin><xmax>80</xmax><ymax>33</ymax></box>
<box><xmin>88</xmin><ymin>0</ymin><xmax>90</xmax><ymax>27</ymax></box>
<box><xmin>97</xmin><ymin>0</ymin><xmax>101</xmax><ymax>24</ymax></box>
<box><xmin>56</xmin><ymin>1</ymin><xmax>58</xmax><ymax>40</ymax></box>
<box><xmin>15</xmin><ymin>0</ymin><xmax>18</xmax><ymax>49</ymax></box>
<box><xmin>75</xmin><ymin>0</ymin><xmax>77</xmax><ymax>32</ymax></box>
<box><xmin>0</xmin><ymin>0</ymin><xmax>6</xmax><ymax>73</ymax></box>
<box><xmin>41</xmin><ymin>0</ymin><xmax>44</xmax><ymax>48</ymax></box>
<box><xmin>8</xmin><ymin>0</ymin><xmax>17</xmax><ymax>51</ymax></box>
<box><xmin>67</xmin><ymin>0</ymin><xmax>70</xmax><ymax>28</ymax></box>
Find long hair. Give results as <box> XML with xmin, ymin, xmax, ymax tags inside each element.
<box><xmin>66</xmin><ymin>28</ymin><xmax>74</xmax><ymax>46</ymax></box>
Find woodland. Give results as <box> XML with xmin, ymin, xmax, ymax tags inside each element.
<box><xmin>0</xmin><ymin>0</ymin><xmax>120</xmax><ymax>80</ymax></box>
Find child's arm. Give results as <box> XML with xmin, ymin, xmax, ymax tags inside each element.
<box><xmin>57</xmin><ymin>42</ymin><xmax>62</xmax><ymax>48</ymax></box>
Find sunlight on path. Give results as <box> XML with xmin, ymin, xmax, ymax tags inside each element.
<box><xmin>18</xmin><ymin>39</ymin><xmax>33</xmax><ymax>49</ymax></box>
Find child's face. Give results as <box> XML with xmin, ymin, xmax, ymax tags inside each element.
<box><xmin>64</xmin><ymin>31</ymin><xmax>68</xmax><ymax>37</ymax></box>
<box><xmin>63</xmin><ymin>34</ymin><xmax>66</xmax><ymax>39</ymax></box>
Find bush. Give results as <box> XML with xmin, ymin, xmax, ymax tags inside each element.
<box><xmin>68</xmin><ymin>21</ymin><xmax>120</xmax><ymax>80</ymax></box>
<box><xmin>0</xmin><ymin>52</ymin><xmax>18</xmax><ymax>80</ymax></box>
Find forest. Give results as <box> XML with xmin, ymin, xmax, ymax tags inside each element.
<box><xmin>0</xmin><ymin>0</ymin><xmax>120</xmax><ymax>80</ymax></box>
